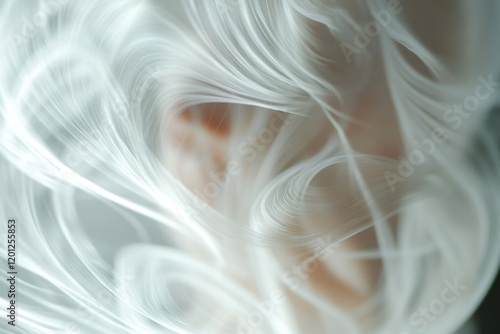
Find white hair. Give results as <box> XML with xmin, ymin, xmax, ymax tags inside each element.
<box><xmin>1</xmin><ymin>0</ymin><xmax>500</xmax><ymax>333</ymax></box>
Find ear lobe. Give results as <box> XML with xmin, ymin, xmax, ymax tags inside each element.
<box><xmin>185</xmin><ymin>103</ymin><xmax>232</xmax><ymax>137</ymax></box>
<box><xmin>164</xmin><ymin>103</ymin><xmax>232</xmax><ymax>196</ymax></box>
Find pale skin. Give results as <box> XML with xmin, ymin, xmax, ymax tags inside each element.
<box><xmin>163</xmin><ymin>83</ymin><xmax>402</xmax><ymax>331</ymax></box>
<box><xmin>161</xmin><ymin>0</ymin><xmax>467</xmax><ymax>330</ymax></box>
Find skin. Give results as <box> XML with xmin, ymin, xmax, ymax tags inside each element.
<box><xmin>161</xmin><ymin>0</ymin><xmax>467</xmax><ymax>329</ymax></box>
<box><xmin>163</xmin><ymin>85</ymin><xmax>402</xmax><ymax>331</ymax></box>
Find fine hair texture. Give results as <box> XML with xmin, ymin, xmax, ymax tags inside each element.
<box><xmin>1</xmin><ymin>1</ymin><xmax>500</xmax><ymax>333</ymax></box>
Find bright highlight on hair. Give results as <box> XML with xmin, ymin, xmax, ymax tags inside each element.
<box><xmin>1</xmin><ymin>0</ymin><xmax>500</xmax><ymax>333</ymax></box>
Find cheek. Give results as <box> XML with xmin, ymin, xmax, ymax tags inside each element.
<box><xmin>346</xmin><ymin>93</ymin><xmax>404</xmax><ymax>160</ymax></box>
